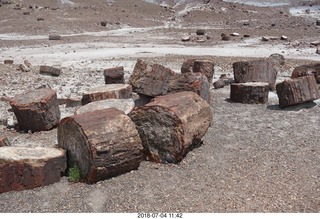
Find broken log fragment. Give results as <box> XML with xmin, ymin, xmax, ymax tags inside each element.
<box><xmin>129</xmin><ymin>91</ymin><xmax>212</xmax><ymax>164</ymax></box>
<box><xmin>230</xmin><ymin>82</ymin><xmax>269</xmax><ymax>104</ymax></box>
<box><xmin>81</xmin><ymin>84</ymin><xmax>132</xmax><ymax>105</ymax></box>
<box><xmin>291</xmin><ymin>63</ymin><xmax>320</xmax><ymax>83</ymax></box>
<box><xmin>181</xmin><ymin>59</ymin><xmax>215</xmax><ymax>85</ymax></box>
<box><xmin>104</xmin><ymin>66</ymin><xmax>125</xmax><ymax>84</ymax></box>
<box><xmin>0</xmin><ymin>146</ymin><xmax>66</xmax><ymax>193</ymax></box>
<box><xmin>40</xmin><ymin>65</ymin><xmax>62</xmax><ymax>77</ymax></box>
<box><xmin>0</xmin><ymin>137</ymin><xmax>10</xmax><ymax>147</ymax></box>
<box><xmin>9</xmin><ymin>88</ymin><xmax>61</xmax><ymax>132</ymax></box>
<box><xmin>276</xmin><ymin>75</ymin><xmax>319</xmax><ymax>108</ymax></box>
<box><xmin>58</xmin><ymin>108</ymin><xmax>143</xmax><ymax>183</ymax></box>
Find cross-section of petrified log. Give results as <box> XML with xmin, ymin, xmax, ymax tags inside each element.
<box><xmin>233</xmin><ymin>54</ymin><xmax>284</xmax><ymax>90</ymax></box>
<box><xmin>230</xmin><ymin>82</ymin><xmax>269</xmax><ymax>104</ymax></box>
<box><xmin>81</xmin><ymin>84</ymin><xmax>132</xmax><ymax>105</ymax></box>
<box><xmin>39</xmin><ymin>65</ymin><xmax>62</xmax><ymax>77</ymax></box>
<box><xmin>9</xmin><ymin>88</ymin><xmax>61</xmax><ymax>132</ymax></box>
<box><xmin>168</xmin><ymin>72</ymin><xmax>211</xmax><ymax>103</ymax></box>
<box><xmin>181</xmin><ymin>59</ymin><xmax>215</xmax><ymax>85</ymax></box>
<box><xmin>129</xmin><ymin>91</ymin><xmax>212</xmax><ymax>164</ymax></box>
<box><xmin>104</xmin><ymin>66</ymin><xmax>125</xmax><ymax>84</ymax></box>
<box><xmin>276</xmin><ymin>75</ymin><xmax>319</xmax><ymax>108</ymax></box>
<box><xmin>129</xmin><ymin>59</ymin><xmax>175</xmax><ymax>96</ymax></box>
<box><xmin>58</xmin><ymin>108</ymin><xmax>143</xmax><ymax>183</ymax></box>
<box><xmin>75</xmin><ymin>98</ymin><xmax>135</xmax><ymax>115</ymax></box>
<box><xmin>0</xmin><ymin>146</ymin><xmax>66</xmax><ymax>193</ymax></box>
<box><xmin>291</xmin><ymin>63</ymin><xmax>320</xmax><ymax>83</ymax></box>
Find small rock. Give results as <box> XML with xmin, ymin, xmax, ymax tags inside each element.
<box><xmin>213</xmin><ymin>79</ymin><xmax>225</xmax><ymax>89</ymax></box>
<box><xmin>262</xmin><ymin>36</ymin><xmax>269</xmax><ymax>41</ymax></box>
<box><xmin>243</xmin><ymin>34</ymin><xmax>250</xmax><ymax>38</ymax></box>
<box><xmin>311</xmin><ymin>41</ymin><xmax>320</xmax><ymax>46</ymax></box>
<box><xmin>196</xmin><ymin>39</ymin><xmax>206</xmax><ymax>43</ymax></box>
<box><xmin>181</xmin><ymin>36</ymin><xmax>190</xmax><ymax>42</ymax></box>
<box><xmin>23</xmin><ymin>12</ymin><xmax>30</xmax><ymax>15</ymax></box>
<box><xmin>4</xmin><ymin>60</ymin><xmax>13</xmax><ymax>64</ymax></box>
<box><xmin>316</xmin><ymin>20</ymin><xmax>320</xmax><ymax>26</ymax></box>
<box><xmin>196</xmin><ymin>29</ymin><xmax>206</xmax><ymax>35</ymax></box>
<box><xmin>100</xmin><ymin>21</ymin><xmax>107</xmax><ymax>26</ymax></box>
<box><xmin>281</xmin><ymin>35</ymin><xmax>288</xmax><ymax>40</ymax></box>
<box><xmin>221</xmin><ymin>35</ymin><xmax>230</xmax><ymax>41</ymax></box>
<box><xmin>40</xmin><ymin>65</ymin><xmax>62</xmax><ymax>76</ymax></box>
<box><xmin>230</xmin><ymin>32</ymin><xmax>239</xmax><ymax>36</ymax></box>
<box><xmin>317</xmin><ymin>47</ymin><xmax>320</xmax><ymax>55</ymax></box>
<box><xmin>0</xmin><ymin>137</ymin><xmax>10</xmax><ymax>147</ymax></box>
<box><xmin>37</xmin><ymin>17</ymin><xmax>45</xmax><ymax>21</ymax></box>
<box><xmin>18</xmin><ymin>64</ymin><xmax>30</xmax><ymax>72</ymax></box>
<box><xmin>49</xmin><ymin>34</ymin><xmax>61</xmax><ymax>40</ymax></box>
<box><xmin>270</xmin><ymin>37</ymin><xmax>278</xmax><ymax>40</ymax></box>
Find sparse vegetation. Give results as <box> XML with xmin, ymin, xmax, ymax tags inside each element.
<box><xmin>68</xmin><ymin>165</ymin><xmax>81</xmax><ymax>182</ymax></box>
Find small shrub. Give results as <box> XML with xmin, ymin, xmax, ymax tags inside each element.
<box><xmin>68</xmin><ymin>165</ymin><xmax>81</xmax><ymax>182</ymax></box>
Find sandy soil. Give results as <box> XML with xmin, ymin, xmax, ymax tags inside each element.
<box><xmin>0</xmin><ymin>0</ymin><xmax>320</xmax><ymax>213</ymax></box>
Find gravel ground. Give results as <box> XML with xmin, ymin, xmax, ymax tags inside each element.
<box><xmin>0</xmin><ymin>0</ymin><xmax>320</xmax><ymax>213</ymax></box>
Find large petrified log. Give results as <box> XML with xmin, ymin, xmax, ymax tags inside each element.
<box><xmin>276</xmin><ymin>75</ymin><xmax>319</xmax><ymax>108</ymax></box>
<box><xmin>81</xmin><ymin>84</ymin><xmax>132</xmax><ymax>105</ymax></box>
<box><xmin>0</xmin><ymin>146</ymin><xmax>66</xmax><ymax>193</ymax></box>
<box><xmin>230</xmin><ymin>82</ymin><xmax>269</xmax><ymax>104</ymax></box>
<box><xmin>233</xmin><ymin>54</ymin><xmax>284</xmax><ymax>90</ymax></box>
<box><xmin>291</xmin><ymin>63</ymin><xmax>320</xmax><ymax>83</ymax></box>
<box><xmin>129</xmin><ymin>91</ymin><xmax>212</xmax><ymax>164</ymax></box>
<box><xmin>129</xmin><ymin>59</ymin><xmax>210</xmax><ymax>102</ymax></box>
<box><xmin>75</xmin><ymin>98</ymin><xmax>135</xmax><ymax>115</ymax></box>
<box><xmin>129</xmin><ymin>59</ymin><xmax>175</xmax><ymax>97</ymax></box>
<box><xmin>9</xmin><ymin>88</ymin><xmax>61</xmax><ymax>132</ymax></box>
<box><xmin>168</xmin><ymin>72</ymin><xmax>211</xmax><ymax>103</ymax></box>
<box><xmin>104</xmin><ymin>66</ymin><xmax>125</xmax><ymax>84</ymax></box>
<box><xmin>58</xmin><ymin>108</ymin><xmax>143</xmax><ymax>183</ymax></box>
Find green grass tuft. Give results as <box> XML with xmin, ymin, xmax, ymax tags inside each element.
<box><xmin>68</xmin><ymin>165</ymin><xmax>81</xmax><ymax>182</ymax></box>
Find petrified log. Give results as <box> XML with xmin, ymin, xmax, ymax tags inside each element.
<box><xmin>4</xmin><ymin>60</ymin><xmax>14</xmax><ymax>64</ymax></box>
<box><xmin>75</xmin><ymin>98</ymin><xmax>135</xmax><ymax>115</ymax></box>
<box><xmin>0</xmin><ymin>146</ymin><xmax>66</xmax><ymax>193</ymax></box>
<box><xmin>233</xmin><ymin>54</ymin><xmax>284</xmax><ymax>90</ymax></box>
<box><xmin>276</xmin><ymin>75</ymin><xmax>319</xmax><ymax>108</ymax></box>
<box><xmin>48</xmin><ymin>34</ymin><xmax>61</xmax><ymax>40</ymax></box>
<box><xmin>129</xmin><ymin>59</ymin><xmax>175</xmax><ymax>96</ymax></box>
<box><xmin>58</xmin><ymin>108</ymin><xmax>143</xmax><ymax>183</ymax></box>
<box><xmin>230</xmin><ymin>82</ymin><xmax>269</xmax><ymax>104</ymax></box>
<box><xmin>9</xmin><ymin>88</ymin><xmax>61</xmax><ymax>132</ymax></box>
<box><xmin>291</xmin><ymin>63</ymin><xmax>320</xmax><ymax>83</ymax></box>
<box><xmin>39</xmin><ymin>65</ymin><xmax>62</xmax><ymax>77</ymax></box>
<box><xmin>104</xmin><ymin>66</ymin><xmax>125</xmax><ymax>84</ymax></box>
<box><xmin>181</xmin><ymin>59</ymin><xmax>196</xmax><ymax>73</ymax></box>
<box><xmin>81</xmin><ymin>84</ymin><xmax>132</xmax><ymax>105</ymax></box>
<box><xmin>129</xmin><ymin>91</ymin><xmax>212</xmax><ymax>164</ymax></box>
<box><xmin>181</xmin><ymin>59</ymin><xmax>215</xmax><ymax>85</ymax></box>
<box><xmin>168</xmin><ymin>72</ymin><xmax>211</xmax><ymax>103</ymax></box>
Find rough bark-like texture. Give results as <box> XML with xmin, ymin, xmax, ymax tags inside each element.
<box><xmin>230</xmin><ymin>82</ymin><xmax>269</xmax><ymax>104</ymax></box>
<box><xmin>104</xmin><ymin>66</ymin><xmax>125</xmax><ymax>84</ymax></box>
<box><xmin>291</xmin><ymin>63</ymin><xmax>320</xmax><ymax>83</ymax></box>
<box><xmin>0</xmin><ymin>137</ymin><xmax>10</xmax><ymax>147</ymax></box>
<box><xmin>168</xmin><ymin>72</ymin><xmax>211</xmax><ymax>103</ymax></box>
<box><xmin>129</xmin><ymin>59</ymin><xmax>175</xmax><ymax>97</ymax></box>
<box><xmin>4</xmin><ymin>60</ymin><xmax>13</xmax><ymax>64</ymax></box>
<box><xmin>233</xmin><ymin>54</ymin><xmax>284</xmax><ymax>91</ymax></box>
<box><xmin>75</xmin><ymin>98</ymin><xmax>135</xmax><ymax>115</ymax></box>
<box><xmin>276</xmin><ymin>75</ymin><xmax>320</xmax><ymax>108</ymax></box>
<box><xmin>129</xmin><ymin>91</ymin><xmax>212</xmax><ymax>164</ymax></box>
<box><xmin>181</xmin><ymin>59</ymin><xmax>215</xmax><ymax>85</ymax></box>
<box><xmin>39</xmin><ymin>65</ymin><xmax>62</xmax><ymax>77</ymax></box>
<box><xmin>0</xmin><ymin>146</ymin><xmax>66</xmax><ymax>193</ymax></box>
<box><xmin>9</xmin><ymin>88</ymin><xmax>61</xmax><ymax>132</ymax></box>
<box><xmin>192</xmin><ymin>60</ymin><xmax>215</xmax><ymax>85</ymax></box>
<box><xmin>58</xmin><ymin>108</ymin><xmax>143</xmax><ymax>183</ymax></box>
<box><xmin>81</xmin><ymin>84</ymin><xmax>132</xmax><ymax>105</ymax></box>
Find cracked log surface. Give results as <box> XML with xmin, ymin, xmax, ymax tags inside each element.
<box><xmin>58</xmin><ymin>108</ymin><xmax>143</xmax><ymax>184</ymax></box>
<box><xmin>129</xmin><ymin>91</ymin><xmax>212</xmax><ymax>164</ymax></box>
<box><xmin>230</xmin><ymin>82</ymin><xmax>269</xmax><ymax>104</ymax></box>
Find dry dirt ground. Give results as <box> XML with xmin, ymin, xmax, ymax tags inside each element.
<box><xmin>0</xmin><ymin>0</ymin><xmax>320</xmax><ymax>213</ymax></box>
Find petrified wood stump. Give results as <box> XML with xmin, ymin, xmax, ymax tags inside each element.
<box><xmin>0</xmin><ymin>146</ymin><xmax>66</xmax><ymax>193</ymax></box>
<box><xmin>58</xmin><ymin>108</ymin><xmax>143</xmax><ymax>183</ymax></box>
<box><xmin>9</xmin><ymin>88</ymin><xmax>61</xmax><ymax>132</ymax></box>
<box><xmin>129</xmin><ymin>59</ymin><xmax>175</xmax><ymax>97</ymax></box>
<box><xmin>104</xmin><ymin>66</ymin><xmax>125</xmax><ymax>84</ymax></box>
<box><xmin>291</xmin><ymin>63</ymin><xmax>320</xmax><ymax>83</ymax></box>
<box><xmin>276</xmin><ymin>75</ymin><xmax>319</xmax><ymax>108</ymax></box>
<box><xmin>129</xmin><ymin>91</ymin><xmax>212</xmax><ymax>164</ymax></box>
<box><xmin>168</xmin><ymin>72</ymin><xmax>211</xmax><ymax>103</ymax></box>
<box><xmin>230</xmin><ymin>82</ymin><xmax>269</xmax><ymax>104</ymax></box>
<box><xmin>181</xmin><ymin>59</ymin><xmax>215</xmax><ymax>85</ymax></box>
<box><xmin>75</xmin><ymin>98</ymin><xmax>135</xmax><ymax>115</ymax></box>
<box><xmin>81</xmin><ymin>84</ymin><xmax>132</xmax><ymax>105</ymax></box>
<box><xmin>39</xmin><ymin>65</ymin><xmax>62</xmax><ymax>77</ymax></box>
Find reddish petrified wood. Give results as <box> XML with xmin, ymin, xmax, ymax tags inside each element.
<box><xmin>9</xmin><ymin>88</ymin><xmax>61</xmax><ymax>132</ymax></box>
<box><xmin>129</xmin><ymin>91</ymin><xmax>212</xmax><ymax>164</ymax></box>
<box><xmin>276</xmin><ymin>75</ymin><xmax>319</xmax><ymax>108</ymax></box>
<box><xmin>81</xmin><ymin>84</ymin><xmax>132</xmax><ymax>105</ymax></box>
<box><xmin>39</xmin><ymin>65</ymin><xmax>62</xmax><ymax>77</ymax></box>
<box><xmin>0</xmin><ymin>146</ymin><xmax>66</xmax><ymax>193</ymax></box>
<box><xmin>0</xmin><ymin>137</ymin><xmax>10</xmax><ymax>147</ymax></box>
<box><xmin>230</xmin><ymin>82</ymin><xmax>269</xmax><ymax>104</ymax></box>
<box><xmin>291</xmin><ymin>63</ymin><xmax>320</xmax><ymax>83</ymax></box>
<box><xmin>104</xmin><ymin>66</ymin><xmax>125</xmax><ymax>84</ymax></box>
<box><xmin>58</xmin><ymin>108</ymin><xmax>143</xmax><ymax>183</ymax></box>
<box><xmin>181</xmin><ymin>59</ymin><xmax>215</xmax><ymax>85</ymax></box>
